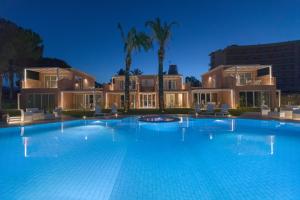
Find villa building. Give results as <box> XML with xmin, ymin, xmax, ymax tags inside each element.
<box><xmin>18</xmin><ymin>67</ymin><xmax>103</xmax><ymax>111</ymax></box>
<box><xmin>209</xmin><ymin>40</ymin><xmax>300</xmax><ymax>93</ymax></box>
<box><xmin>105</xmin><ymin>74</ymin><xmax>190</xmax><ymax>109</ymax></box>
<box><xmin>192</xmin><ymin>64</ymin><xmax>280</xmax><ymax>109</ymax></box>
<box><xmin>18</xmin><ymin>64</ymin><xmax>280</xmax><ymax>111</ymax></box>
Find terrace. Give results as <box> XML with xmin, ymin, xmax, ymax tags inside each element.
<box><xmin>223</xmin><ymin>65</ymin><xmax>276</xmax><ymax>87</ymax></box>
<box><xmin>22</xmin><ymin>67</ymin><xmax>95</xmax><ymax>91</ymax></box>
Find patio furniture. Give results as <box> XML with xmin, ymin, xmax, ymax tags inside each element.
<box><xmin>44</xmin><ymin>112</ymin><xmax>55</xmax><ymax>120</ymax></box>
<box><xmin>6</xmin><ymin>114</ymin><xmax>22</xmax><ymax>124</ymax></box>
<box><xmin>285</xmin><ymin>105</ymin><xmax>300</xmax><ymax>111</ymax></box>
<box><xmin>194</xmin><ymin>103</ymin><xmax>201</xmax><ymax>115</ymax></box>
<box><xmin>268</xmin><ymin>111</ymin><xmax>285</xmax><ymax>119</ymax></box>
<box><xmin>261</xmin><ymin>106</ymin><xmax>270</xmax><ymax>116</ymax></box>
<box><xmin>280</xmin><ymin>108</ymin><xmax>293</xmax><ymax>119</ymax></box>
<box><xmin>53</xmin><ymin>107</ymin><xmax>62</xmax><ymax>118</ymax></box>
<box><xmin>25</xmin><ymin>108</ymin><xmax>44</xmax><ymax>121</ymax></box>
<box><xmin>205</xmin><ymin>103</ymin><xmax>215</xmax><ymax>115</ymax></box>
<box><xmin>292</xmin><ymin>109</ymin><xmax>300</xmax><ymax>120</ymax></box>
<box><xmin>94</xmin><ymin>105</ymin><xmax>105</xmax><ymax>116</ymax></box>
<box><xmin>111</xmin><ymin>104</ymin><xmax>118</xmax><ymax>115</ymax></box>
<box><xmin>20</xmin><ymin>109</ymin><xmax>33</xmax><ymax>122</ymax></box>
<box><xmin>217</xmin><ymin>104</ymin><xmax>229</xmax><ymax>116</ymax></box>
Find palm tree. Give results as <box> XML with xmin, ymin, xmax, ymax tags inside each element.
<box><xmin>146</xmin><ymin>18</ymin><xmax>178</xmax><ymax>112</ymax></box>
<box><xmin>118</xmin><ymin>23</ymin><xmax>151</xmax><ymax>112</ymax></box>
<box><xmin>131</xmin><ymin>68</ymin><xmax>143</xmax><ymax>75</ymax></box>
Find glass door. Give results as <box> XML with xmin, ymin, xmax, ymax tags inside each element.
<box><xmin>140</xmin><ymin>94</ymin><xmax>156</xmax><ymax>108</ymax></box>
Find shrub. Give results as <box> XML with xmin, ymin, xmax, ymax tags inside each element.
<box><xmin>228</xmin><ymin>109</ymin><xmax>243</xmax><ymax>116</ymax></box>
<box><xmin>2</xmin><ymin>109</ymin><xmax>21</xmax><ymax>117</ymax></box>
<box><xmin>229</xmin><ymin>108</ymin><xmax>260</xmax><ymax>116</ymax></box>
<box><xmin>61</xmin><ymin>108</ymin><xmax>260</xmax><ymax>118</ymax></box>
<box><xmin>62</xmin><ymin>110</ymin><xmax>95</xmax><ymax>118</ymax></box>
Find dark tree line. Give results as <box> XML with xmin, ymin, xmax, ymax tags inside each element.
<box><xmin>0</xmin><ymin>18</ymin><xmax>43</xmax><ymax>108</ymax></box>
<box><xmin>0</xmin><ymin>18</ymin><xmax>71</xmax><ymax>111</ymax></box>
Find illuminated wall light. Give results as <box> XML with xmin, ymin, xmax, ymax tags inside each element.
<box><xmin>24</xmin><ymin>69</ymin><xmax>27</xmax><ymax>88</ymax></box>
<box><xmin>61</xmin><ymin>92</ymin><xmax>64</xmax><ymax>109</ymax></box>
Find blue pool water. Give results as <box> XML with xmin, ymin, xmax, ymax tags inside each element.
<box><xmin>0</xmin><ymin>117</ymin><xmax>300</xmax><ymax>200</ymax></box>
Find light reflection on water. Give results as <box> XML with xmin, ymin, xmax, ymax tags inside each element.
<box><xmin>0</xmin><ymin>117</ymin><xmax>299</xmax><ymax>199</ymax></box>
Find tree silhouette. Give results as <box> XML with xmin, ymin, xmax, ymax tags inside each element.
<box><xmin>131</xmin><ymin>68</ymin><xmax>143</xmax><ymax>75</ymax></box>
<box><xmin>118</xmin><ymin>23</ymin><xmax>151</xmax><ymax>112</ymax></box>
<box><xmin>146</xmin><ymin>18</ymin><xmax>178</xmax><ymax>112</ymax></box>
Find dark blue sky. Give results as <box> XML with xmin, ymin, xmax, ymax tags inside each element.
<box><xmin>1</xmin><ymin>0</ymin><xmax>300</xmax><ymax>82</ymax></box>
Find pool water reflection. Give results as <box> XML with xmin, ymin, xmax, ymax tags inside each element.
<box><xmin>0</xmin><ymin>117</ymin><xmax>299</xmax><ymax>199</ymax></box>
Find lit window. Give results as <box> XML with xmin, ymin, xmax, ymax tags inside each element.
<box><xmin>44</xmin><ymin>75</ymin><xmax>57</xmax><ymax>88</ymax></box>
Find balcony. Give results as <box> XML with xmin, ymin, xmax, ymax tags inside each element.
<box><xmin>164</xmin><ymin>87</ymin><xmax>179</xmax><ymax>91</ymax></box>
<box><xmin>140</xmin><ymin>85</ymin><xmax>156</xmax><ymax>92</ymax></box>
<box><xmin>236</xmin><ymin>77</ymin><xmax>276</xmax><ymax>86</ymax></box>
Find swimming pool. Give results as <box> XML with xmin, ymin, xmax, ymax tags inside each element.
<box><xmin>0</xmin><ymin>117</ymin><xmax>299</xmax><ymax>200</ymax></box>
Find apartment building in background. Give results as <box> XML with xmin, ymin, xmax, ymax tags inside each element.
<box><xmin>210</xmin><ymin>40</ymin><xmax>300</xmax><ymax>93</ymax></box>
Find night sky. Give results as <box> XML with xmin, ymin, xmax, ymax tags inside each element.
<box><xmin>1</xmin><ymin>0</ymin><xmax>300</xmax><ymax>82</ymax></box>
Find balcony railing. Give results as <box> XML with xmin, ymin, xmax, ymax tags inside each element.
<box><xmin>236</xmin><ymin>77</ymin><xmax>276</xmax><ymax>86</ymax></box>
<box><xmin>140</xmin><ymin>86</ymin><xmax>156</xmax><ymax>92</ymax></box>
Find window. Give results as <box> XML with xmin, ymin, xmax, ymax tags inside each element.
<box><xmin>140</xmin><ymin>94</ymin><xmax>155</xmax><ymax>108</ymax></box>
<box><xmin>237</xmin><ymin>73</ymin><xmax>252</xmax><ymax>85</ymax></box>
<box><xmin>239</xmin><ymin>91</ymin><xmax>270</xmax><ymax>108</ymax></box>
<box><xmin>26</xmin><ymin>70</ymin><xmax>39</xmax><ymax>80</ymax></box>
<box><xmin>44</xmin><ymin>75</ymin><xmax>57</xmax><ymax>88</ymax></box>
<box><xmin>193</xmin><ymin>93</ymin><xmax>198</xmax><ymax>103</ymax></box>
<box><xmin>87</xmin><ymin>95</ymin><xmax>94</xmax><ymax>109</ymax></box>
<box><xmin>27</xmin><ymin>94</ymin><xmax>55</xmax><ymax>111</ymax></box>
<box><xmin>74</xmin><ymin>94</ymin><xmax>95</xmax><ymax>109</ymax></box>
<box><xmin>239</xmin><ymin>92</ymin><xmax>246</xmax><ymax>107</ymax></box>
<box><xmin>246</xmin><ymin>92</ymin><xmax>254</xmax><ymax>107</ymax></box>
<box><xmin>130</xmin><ymin>94</ymin><xmax>136</xmax><ymax>108</ymax></box>
<box><xmin>200</xmin><ymin>93</ymin><xmax>205</xmax><ymax>104</ymax></box>
<box><xmin>166</xmin><ymin>94</ymin><xmax>175</xmax><ymax>108</ymax></box>
<box><xmin>165</xmin><ymin>80</ymin><xmax>176</xmax><ymax>90</ymax></box>
<box><xmin>142</xmin><ymin>79</ymin><xmax>154</xmax><ymax>87</ymax></box>
<box><xmin>95</xmin><ymin>94</ymin><xmax>102</xmax><ymax>107</ymax></box>
<box><xmin>130</xmin><ymin>80</ymin><xmax>136</xmax><ymax>90</ymax></box>
<box><xmin>75</xmin><ymin>76</ymin><xmax>83</xmax><ymax>89</ymax></box>
<box><xmin>120</xmin><ymin>81</ymin><xmax>124</xmax><ymax>90</ymax></box>
<box><xmin>120</xmin><ymin>95</ymin><xmax>125</xmax><ymax>108</ymax></box>
<box><xmin>261</xmin><ymin>91</ymin><xmax>270</xmax><ymax>107</ymax></box>
<box><xmin>211</xmin><ymin>93</ymin><xmax>218</xmax><ymax>103</ymax></box>
<box><xmin>257</xmin><ymin>67</ymin><xmax>270</xmax><ymax>77</ymax></box>
<box><xmin>206</xmin><ymin>93</ymin><xmax>211</xmax><ymax>102</ymax></box>
<box><xmin>254</xmin><ymin>92</ymin><xmax>261</xmax><ymax>107</ymax></box>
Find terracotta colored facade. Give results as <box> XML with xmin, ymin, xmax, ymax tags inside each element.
<box><xmin>192</xmin><ymin>64</ymin><xmax>280</xmax><ymax>109</ymax></box>
<box><xmin>105</xmin><ymin>75</ymin><xmax>190</xmax><ymax>109</ymax></box>
<box><xmin>19</xmin><ymin>67</ymin><xmax>103</xmax><ymax>111</ymax></box>
<box><xmin>19</xmin><ymin>64</ymin><xmax>280</xmax><ymax>111</ymax></box>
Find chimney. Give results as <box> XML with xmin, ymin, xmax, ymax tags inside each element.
<box><xmin>168</xmin><ymin>64</ymin><xmax>178</xmax><ymax>75</ymax></box>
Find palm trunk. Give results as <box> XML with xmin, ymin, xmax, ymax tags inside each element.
<box><xmin>124</xmin><ymin>54</ymin><xmax>131</xmax><ymax>112</ymax></box>
<box><xmin>8</xmin><ymin>69</ymin><xmax>14</xmax><ymax>100</ymax></box>
<box><xmin>158</xmin><ymin>48</ymin><xmax>165</xmax><ymax>112</ymax></box>
<box><xmin>0</xmin><ymin>73</ymin><xmax>3</xmax><ymax>112</ymax></box>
